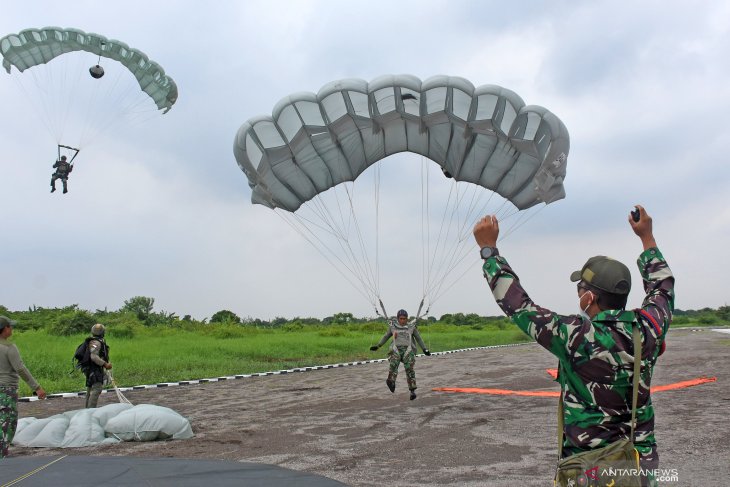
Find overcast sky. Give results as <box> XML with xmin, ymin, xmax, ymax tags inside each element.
<box><xmin>1</xmin><ymin>1</ymin><xmax>728</xmax><ymax>321</ymax></box>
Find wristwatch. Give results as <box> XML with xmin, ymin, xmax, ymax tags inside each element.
<box><xmin>480</xmin><ymin>246</ymin><xmax>497</xmax><ymax>259</ymax></box>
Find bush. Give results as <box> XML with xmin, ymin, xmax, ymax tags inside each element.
<box><xmin>109</xmin><ymin>323</ymin><xmax>136</xmax><ymax>339</ymax></box>
<box><xmin>201</xmin><ymin>323</ymin><xmax>258</xmax><ymax>339</ymax></box>
<box><xmin>282</xmin><ymin>323</ymin><xmax>304</xmax><ymax>332</ymax></box>
<box><xmin>318</xmin><ymin>327</ymin><xmax>348</xmax><ymax>337</ymax></box>
<box><xmin>49</xmin><ymin>310</ymin><xmax>96</xmax><ymax>336</ymax></box>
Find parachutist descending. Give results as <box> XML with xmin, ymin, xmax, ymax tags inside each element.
<box><xmin>51</xmin><ymin>145</ymin><xmax>79</xmax><ymax>194</ymax></box>
<box><xmin>50</xmin><ymin>155</ymin><xmax>73</xmax><ymax>194</ymax></box>
<box><xmin>369</xmin><ymin>309</ymin><xmax>430</xmax><ymax>400</ymax></box>
<box><xmin>89</xmin><ymin>64</ymin><xmax>104</xmax><ymax>79</ymax></box>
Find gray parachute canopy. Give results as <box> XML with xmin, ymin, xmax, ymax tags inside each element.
<box><xmin>234</xmin><ymin>74</ymin><xmax>569</xmax><ymax>212</ymax></box>
<box><xmin>1</xmin><ymin>26</ymin><xmax>177</xmax><ymax>113</ymax></box>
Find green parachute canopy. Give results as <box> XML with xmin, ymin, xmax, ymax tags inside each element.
<box><xmin>1</xmin><ymin>26</ymin><xmax>177</xmax><ymax>113</ymax></box>
<box><xmin>232</xmin><ymin>75</ymin><xmax>570</xmax><ymax>313</ymax></box>
<box><xmin>234</xmin><ymin>75</ymin><xmax>568</xmax><ymax>212</ymax></box>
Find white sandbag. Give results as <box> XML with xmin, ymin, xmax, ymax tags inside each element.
<box><xmin>13</xmin><ymin>416</ymin><xmax>67</xmax><ymax>447</ymax></box>
<box><xmin>61</xmin><ymin>405</ymin><xmax>130</xmax><ymax>447</ymax></box>
<box><xmin>104</xmin><ymin>404</ymin><xmax>193</xmax><ymax>441</ymax></box>
<box><xmin>14</xmin><ymin>403</ymin><xmax>192</xmax><ymax>448</ymax></box>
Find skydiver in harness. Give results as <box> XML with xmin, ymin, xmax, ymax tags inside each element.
<box><xmin>50</xmin><ymin>145</ymin><xmax>79</xmax><ymax>194</ymax></box>
<box><xmin>369</xmin><ymin>309</ymin><xmax>430</xmax><ymax>400</ymax></box>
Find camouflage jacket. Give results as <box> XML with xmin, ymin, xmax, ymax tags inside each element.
<box><xmin>482</xmin><ymin>247</ymin><xmax>674</xmax><ymax>458</ymax></box>
<box><xmin>53</xmin><ymin>160</ymin><xmax>72</xmax><ymax>175</ymax></box>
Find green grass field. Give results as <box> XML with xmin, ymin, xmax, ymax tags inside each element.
<box><xmin>12</xmin><ymin>323</ymin><xmax>530</xmax><ymax>396</ymax></box>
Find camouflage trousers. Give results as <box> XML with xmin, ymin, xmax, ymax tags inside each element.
<box><xmin>1</xmin><ymin>386</ymin><xmax>19</xmax><ymax>458</ymax></box>
<box><xmin>388</xmin><ymin>346</ymin><xmax>417</xmax><ymax>391</ymax></box>
<box><xmin>50</xmin><ymin>173</ymin><xmax>68</xmax><ymax>191</ymax></box>
<box><xmin>86</xmin><ymin>382</ymin><xmax>103</xmax><ymax>408</ymax></box>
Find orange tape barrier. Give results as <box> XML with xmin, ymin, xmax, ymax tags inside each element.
<box><xmin>433</xmin><ymin>377</ymin><xmax>717</xmax><ymax>396</ymax></box>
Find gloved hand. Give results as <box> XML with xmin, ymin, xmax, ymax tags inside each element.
<box><xmin>424</xmin><ymin>349</ymin><xmax>431</xmax><ymax>356</ymax></box>
<box><xmin>369</xmin><ymin>345</ymin><xmax>378</xmax><ymax>351</ymax></box>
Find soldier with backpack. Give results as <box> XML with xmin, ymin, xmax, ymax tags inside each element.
<box><xmin>76</xmin><ymin>323</ymin><xmax>112</xmax><ymax>408</ymax></box>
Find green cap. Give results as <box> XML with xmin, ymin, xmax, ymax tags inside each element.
<box><xmin>570</xmin><ymin>256</ymin><xmax>631</xmax><ymax>295</ymax></box>
<box><xmin>0</xmin><ymin>315</ymin><xmax>17</xmax><ymax>330</ymax></box>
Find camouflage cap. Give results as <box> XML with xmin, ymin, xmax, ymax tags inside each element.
<box><xmin>570</xmin><ymin>256</ymin><xmax>631</xmax><ymax>295</ymax></box>
<box><xmin>0</xmin><ymin>315</ymin><xmax>17</xmax><ymax>330</ymax></box>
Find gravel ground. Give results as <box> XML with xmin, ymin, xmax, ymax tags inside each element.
<box><xmin>13</xmin><ymin>327</ymin><xmax>730</xmax><ymax>486</ymax></box>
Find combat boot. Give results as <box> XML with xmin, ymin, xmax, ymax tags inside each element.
<box><xmin>410</xmin><ymin>390</ymin><xmax>417</xmax><ymax>400</ymax></box>
<box><xmin>386</xmin><ymin>378</ymin><xmax>395</xmax><ymax>393</ymax></box>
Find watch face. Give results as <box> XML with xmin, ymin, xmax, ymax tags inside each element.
<box><xmin>480</xmin><ymin>247</ymin><xmax>493</xmax><ymax>259</ymax></box>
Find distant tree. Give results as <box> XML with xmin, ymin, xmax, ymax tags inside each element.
<box><xmin>716</xmin><ymin>306</ymin><xmax>730</xmax><ymax>322</ymax></box>
<box><xmin>331</xmin><ymin>312</ymin><xmax>353</xmax><ymax>324</ymax></box>
<box><xmin>210</xmin><ymin>310</ymin><xmax>241</xmax><ymax>324</ymax></box>
<box><xmin>121</xmin><ymin>296</ymin><xmax>155</xmax><ymax>321</ymax></box>
<box><xmin>271</xmin><ymin>316</ymin><xmax>288</xmax><ymax>327</ymax></box>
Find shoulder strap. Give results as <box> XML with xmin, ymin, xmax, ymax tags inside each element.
<box><xmin>629</xmin><ymin>324</ymin><xmax>641</xmax><ymax>442</ymax></box>
<box><xmin>557</xmin><ymin>325</ymin><xmax>642</xmax><ymax>457</ymax></box>
<box><xmin>636</xmin><ymin>308</ymin><xmax>666</xmax><ymax>356</ymax></box>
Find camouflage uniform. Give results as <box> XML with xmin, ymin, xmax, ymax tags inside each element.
<box><xmin>1</xmin><ymin>336</ymin><xmax>41</xmax><ymax>458</ymax></box>
<box><xmin>50</xmin><ymin>158</ymin><xmax>72</xmax><ymax>193</ymax></box>
<box><xmin>482</xmin><ymin>247</ymin><xmax>674</xmax><ymax>477</ymax></box>
<box><xmin>1</xmin><ymin>387</ymin><xmax>19</xmax><ymax>458</ymax></box>
<box><xmin>375</xmin><ymin>319</ymin><xmax>428</xmax><ymax>392</ymax></box>
<box><xmin>84</xmin><ymin>337</ymin><xmax>110</xmax><ymax>408</ymax></box>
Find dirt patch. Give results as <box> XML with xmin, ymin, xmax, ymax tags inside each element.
<box><xmin>15</xmin><ymin>328</ymin><xmax>729</xmax><ymax>486</ymax></box>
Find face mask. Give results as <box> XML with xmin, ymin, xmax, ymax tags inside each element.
<box><xmin>579</xmin><ymin>291</ymin><xmax>594</xmax><ymax>320</ymax></box>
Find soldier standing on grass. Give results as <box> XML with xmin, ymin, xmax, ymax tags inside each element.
<box><xmin>473</xmin><ymin>206</ymin><xmax>674</xmax><ymax>487</ymax></box>
<box><xmin>370</xmin><ymin>309</ymin><xmax>431</xmax><ymax>400</ymax></box>
<box><xmin>1</xmin><ymin>316</ymin><xmax>46</xmax><ymax>458</ymax></box>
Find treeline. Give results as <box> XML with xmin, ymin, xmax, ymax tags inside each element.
<box><xmin>1</xmin><ymin>297</ymin><xmax>727</xmax><ymax>337</ymax></box>
<box><xmin>0</xmin><ymin>296</ymin><xmax>515</xmax><ymax>336</ymax></box>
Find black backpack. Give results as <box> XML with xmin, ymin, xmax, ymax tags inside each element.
<box><xmin>71</xmin><ymin>337</ymin><xmax>95</xmax><ymax>372</ymax></box>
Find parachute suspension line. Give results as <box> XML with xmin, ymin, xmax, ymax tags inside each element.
<box><xmin>107</xmin><ymin>370</ymin><xmax>132</xmax><ymax>405</ymax></box>
<box><xmin>300</xmin><ymin>194</ymin><xmax>378</xmax><ymax>302</ymax></box>
<box><xmin>499</xmin><ymin>203</ymin><xmax>546</xmax><ymax>242</ymax></box>
<box><xmin>77</xmin><ymin>60</ymin><xmax>148</xmax><ymax>148</ymax></box>
<box><xmin>275</xmin><ymin>209</ymin><xmax>376</xmax><ymax>305</ymax></box>
<box><xmin>428</xmin><ymin>202</ymin><xmax>544</xmax><ymax>307</ymax></box>
<box><xmin>12</xmin><ymin>70</ymin><xmax>56</xmax><ymax>141</ymax></box>
<box><xmin>423</xmin><ymin>176</ymin><xmax>469</xmax><ymax>304</ymax></box>
<box><xmin>374</xmin><ymin>161</ymin><xmax>382</xmax><ymax>308</ymax></box>
<box><xmin>420</xmin><ymin>156</ymin><xmax>429</xmax><ymax>307</ymax></box>
<box><xmin>332</xmin><ymin>165</ymin><xmax>381</xmax><ymax>301</ymax></box>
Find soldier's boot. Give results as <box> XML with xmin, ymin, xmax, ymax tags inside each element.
<box><xmin>410</xmin><ymin>390</ymin><xmax>417</xmax><ymax>400</ymax></box>
<box><xmin>51</xmin><ymin>185</ymin><xmax>56</xmax><ymax>193</ymax></box>
<box><xmin>386</xmin><ymin>376</ymin><xmax>396</xmax><ymax>393</ymax></box>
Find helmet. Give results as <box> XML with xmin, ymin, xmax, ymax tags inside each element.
<box><xmin>61</xmin><ymin>155</ymin><xmax>67</xmax><ymax>160</ymax></box>
<box><xmin>91</xmin><ymin>323</ymin><xmax>106</xmax><ymax>337</ymax></box>
<box><xmin>396</xmin><ymin>309</ymin><xmax>408</xmax><ymax>318</ymax></box>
